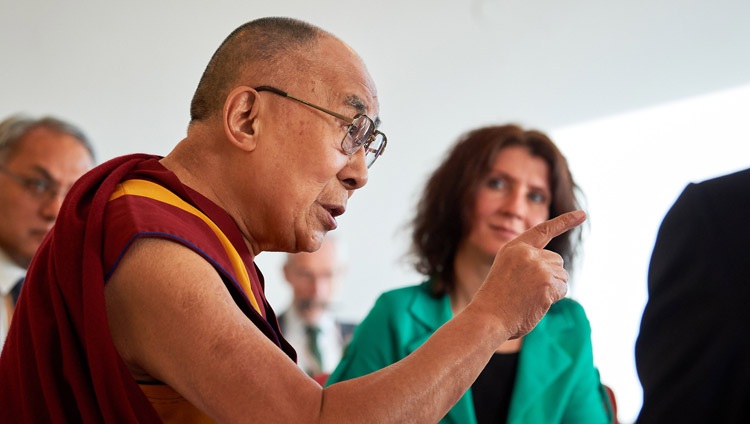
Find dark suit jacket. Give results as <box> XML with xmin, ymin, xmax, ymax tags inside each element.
<box><xmin>636</xmin><ymin>167</ymin><xmax>750</xmax><ymax>423</ymax></box>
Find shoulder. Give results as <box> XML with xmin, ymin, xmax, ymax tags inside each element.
<box><xmin>372</xmin><ymin>282</ymin><xmax>430</xmax><ymax>309</ymax></box>
<box><xmin>693</xmin><ymin>167</ymin><xmax>750</xmax><ymax>194</ymax></box>
<box><xmin>103</xmin><ymin>182</ymin><xmax>216</xmax><ymax>253</ymax></box>
<box><xmin>103</xmin><ymin>194</ymin><xmax>219</xmax><ymax>277</ymax></box>
<box><xmin>659</xmin><ymin>168</ymin><xmax>750</xmax><ymax>257</ymax></box>
<box><xmin>525</xmin><ymin>298</ymin><xmax>595</xmax><ymax>358</ymax></box>
<box><xmin>549</xmin><ymin>297</ymin><xmax>586</xmax><ymax>314</ymax></box>
<box><xmin>543</xmin><ymin>297</ymin><xmax>591</xmax><ymax>333</ymax></box>
<box><xmin>672</xmin><ymin>167</ymin><xmax>750</xmax><ymax>219</ymax></box>
<box><xmin>356</xmin><ymin>281</ymin><xmax>439</xmax><ymax>330</ymax></box>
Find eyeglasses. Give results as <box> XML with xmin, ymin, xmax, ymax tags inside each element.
<box><xmin>0</xmin><ymin>166</ymin><xmax>62</xmax><ymax>202</ymax></box>
<box><xmin>254</xmin><ymin>86</ymin><xmax>387</xmax><ymax>168</ymax></box>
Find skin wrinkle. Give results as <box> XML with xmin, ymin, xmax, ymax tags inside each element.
<box><xmin>96</xmin><ymin>19</ymin><xmax>583</xmax><ymax>423</ymax></box>
<box><xmin>344</xmin><ymin>95</ymin><xmax>368</xmax><ymax>116</ymax></box>
<box><xmin>200</xmin><ymin>50</ymin><xmax>368</xmax><ymax>254</ymax></box>
<box><xmin>0</xmin><ymin>126</ymin><xmax>94</xmax><ymax>267</ymax></box>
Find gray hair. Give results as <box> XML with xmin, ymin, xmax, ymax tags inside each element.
<box><xmin>0</xmin><ymin>114</ymin><xmax>95</xmax><ymax>164</ymax></box>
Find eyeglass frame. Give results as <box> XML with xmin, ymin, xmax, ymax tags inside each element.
<box><xmin>253</xmin><ymin>85</ymin><xmax>387</xmax><ymax>168</ymax></box>
<box><xmin>0</xmin><ymin>166</ymin><xmax>63</xmax><ymax>202</ymax></box>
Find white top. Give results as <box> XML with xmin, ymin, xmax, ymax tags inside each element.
<box><xmin>0</xmin><ymin>248</ymin><xmax>25</xmax><ymax>352</ymax></box>
<box><xmin>280</xmin><ymin>307</ymin><xmax>347</xmax><ymax>376</ymax></box>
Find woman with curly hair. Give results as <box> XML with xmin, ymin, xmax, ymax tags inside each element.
<box><xmin>328</xmin><ymin>124</ymin><xmax>613</xmax><ymax>424</ymax></box>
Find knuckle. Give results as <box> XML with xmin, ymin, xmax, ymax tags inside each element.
<box><xmin>532</xmin><ymin>223</ymin><xmax>552</xmax><ymax>241</ymax></box>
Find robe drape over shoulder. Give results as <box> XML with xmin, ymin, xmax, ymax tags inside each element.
<box><xmin>0</xmin><ymin>154</ymin><xmax>295</xmax><ymax>423</ymax></box>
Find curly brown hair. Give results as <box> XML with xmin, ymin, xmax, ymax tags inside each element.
<box><xmin>409</xmin><ymin>124</ymin><xmax>584</xmax><ymax>296</ymax></box>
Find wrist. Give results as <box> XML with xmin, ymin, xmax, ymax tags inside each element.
<box><xmin>459</xmin><ymin>302</ymin><xmax>513</xmax><ymax>348</ymax></box>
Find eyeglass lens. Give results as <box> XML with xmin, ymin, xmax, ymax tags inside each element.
<box><xmin>344</xmin><ymin>115</ymin><xmax>385</xmax><ymax>168</ymax></box>
<box><xmin>364</xmin><ymin>133</ymin><xmax>385</xmax><ymax>168</ymax></box>
<box><xmin>0</xmin><ymin>168</ymin><xmax>58</xmax><ymax>200</ymax></box>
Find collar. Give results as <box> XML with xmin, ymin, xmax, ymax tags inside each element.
<box><xmin>404</xmin><ymin>279</ymin><xmax>454</xmax><ymax>353</ymax></box>
<box><xmin>283</xmin><ymin>304</ymin><xmax>338</xmax><ymax>334</ymax></box>
<box><xmin>401</xmin><ymin>279</ymin><xmax>577</xmax><ymax>423</ymax></box>
<box><xmin>0</xmin><ymin>248</ymin><xmax>25</xmax><ymax>295</ymax></box>
<box><xmin>507</xmin><ymin>307</ymin><xmax>574</xmax><ymax>419</ymax></box>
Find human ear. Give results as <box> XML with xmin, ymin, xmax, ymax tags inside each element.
<box><xmin>223</xmin><ymin>86</ymin><xmax>261</xmax><ymax>152</ymax></box>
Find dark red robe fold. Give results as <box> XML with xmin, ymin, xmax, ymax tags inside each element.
<box><xmin>0</xmin><ymin>154</ymin><xmax>294</xmax><ymax>422</ymax></box>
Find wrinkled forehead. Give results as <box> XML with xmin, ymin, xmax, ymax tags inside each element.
<box><xmin>6</xmin><ymin>128</ymin><xmax>91</xmax><ymax>164</ymax></box>
<box><xmin>299</xmin><ymin>36</ymin><xmax>380</xmax><ymax>120</ymax></box>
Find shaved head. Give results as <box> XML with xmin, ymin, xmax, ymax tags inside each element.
<box><xmin>190</xmin><ymin>17</ymin><xmax>329</xmax><ymax>122</ymax></box>
<box><xmin>174</xmin><ymin>16</ymin><xmax>378</xmax><ymax>255</ymax></box>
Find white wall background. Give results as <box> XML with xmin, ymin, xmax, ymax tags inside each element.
<box><xmin>2</xmin><ymin>1</ymin><xmax>750</xmax><ymax>422</ymax></box>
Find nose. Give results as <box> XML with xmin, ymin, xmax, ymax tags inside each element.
<box><xmin>309</xmin><ymin>276</ymin><xmax>333</xmax><ymax>299</ymax></box>
<box><xmin>39</xmin><ymin>191</ymin><xmax>66</xmax><ymax>222</ymax></box>
<box><xmin>309</xmin><ymin>279</ymin><xmax>323</xmax><ymax>297</ymax></box>
<box><xmin>502</xmin><ymin>188</ymin><xmax>528</xmax><ymax>219</ymax></box>
<box><xmin>339</xmin><ymin>147</ymin><xmax>368</xmax><ymax>193</ymax></box>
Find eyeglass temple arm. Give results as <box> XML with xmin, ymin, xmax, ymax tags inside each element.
<box><xmin>254</xmin><ymin>86</ymin><xmax>353</xmax><ymax>123</ymax></box>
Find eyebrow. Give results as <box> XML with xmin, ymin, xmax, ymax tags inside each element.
<box><xmin>29</xmin><ymin>165</ymin><xmax>55</xmax><ymax>182</ymax></box>
<box><xmin>344</xmin><ymin>94</ymin><xmax>381</xmax><ymax>128</ymax></box>
<box><xmin>490</xmin><ymin>170</ymin><xmax>551</xmax><ymax>195</ymax></box>
<box><xmin>344</xmin><ymin>94</ymin><xmax>367</xmax><ymax>115</ymax></box>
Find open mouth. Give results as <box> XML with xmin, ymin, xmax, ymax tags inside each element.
<box><xmin>320</xmin><ymin>203</ymin><xmax>346</xmax><ymax>230</ymax></box>
<box><xmin>324</xmin><ymin>204</ymin><xmax>345</xmax><ymax>218</ymax></box>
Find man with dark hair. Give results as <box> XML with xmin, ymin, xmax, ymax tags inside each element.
<box><xmin>0</xmin><ymin>114</ymin><xmax>94</xmax><ymax>353</ymax></box>
<box><xmin>0</xmin><ymin>17</ymin><xmax>584</xmax><ymax>422</ymax></box>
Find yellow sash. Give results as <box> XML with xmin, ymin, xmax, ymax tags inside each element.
<box><xmin>109</xmin><ymin>179</ymin><xmax>261</xmax><ymax>313</ymax></box>
<box><xmin>110</xmin><ymin>179</ymin><xmax>272</xmax><ymax>422</ymax></box>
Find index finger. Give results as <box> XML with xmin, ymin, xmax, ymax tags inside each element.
<box><xmin>514</xmin><ymin>210</ymin><xmax>587</xmax><ymax>249</ymax></box>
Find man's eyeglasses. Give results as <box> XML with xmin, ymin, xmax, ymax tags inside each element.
<box><xmin>0</xmin><ymin>166</ymin><xmax>62</xmax><ymax>202</ymax></box>
<box><xmin>254</xmin><ymin>86</ymin><xmax>387</xmax><ymax>169</ymax></box>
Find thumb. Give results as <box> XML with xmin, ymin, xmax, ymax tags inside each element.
<box><xmin>514</xmin><ymin>210</ymin><xmax>587</xmax><ymax>249</ymax></box>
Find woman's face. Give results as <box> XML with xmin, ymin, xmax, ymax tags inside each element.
<box><xmin>462</xmin><ymin>146</ymin><xmax>551</xmax><ymax>260</ymax></box>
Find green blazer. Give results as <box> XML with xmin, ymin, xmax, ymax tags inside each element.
<box><xmin>327</xmin><ymin>281</ymin><xmax>612</xmax><ymax>424</ymax></box>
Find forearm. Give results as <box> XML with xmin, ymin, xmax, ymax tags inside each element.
<box><xmin>320</xmin><ymin>306</ymin><xmax>508</xmax><ymax>423</ymax></box>
<box><xmin>113</xmin><ymin>213</ymin><xmax>578</xmax><ymax>422</ymax></box>
<box><xmin>317</xmin><ymin>211</ymin><xmax>585</xmax><ymax>423</ymax></box>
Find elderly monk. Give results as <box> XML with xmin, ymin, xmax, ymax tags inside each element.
<box><xmin>0</xmin><ymin>17</ymin><xmax>584</xmax><ymax>423</ymax></box>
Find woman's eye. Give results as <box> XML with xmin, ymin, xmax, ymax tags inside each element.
<box><xmin>487</xmin><ymin>177</ymin><xmax>506</xmax><ymax>189</ymax></box>
<box><xmin>529</xmin><ymin>191</ymin><xmax>547</xmax><ymax>204</ymax></box>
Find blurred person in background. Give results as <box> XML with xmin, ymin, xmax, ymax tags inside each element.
<box><xmin>328</xmin><ymin>124</ymin><xmax>613</xmax><ymax>424</ymax></box>
<box><xmin>279</xmin><ymin>235</ymin><xmax>355</xmax><ymax>383</ymax></box>
<box><xmin>0</xmin><ymin>114</ymin><xmax>95</xmax><ymax>352</ymax></box>
<box><xmin>0</xmin><ymin>18</ymin><xmax>584</xmax><ymax>422</ymax></box>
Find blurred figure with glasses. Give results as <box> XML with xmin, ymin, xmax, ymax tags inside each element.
<box><xmin>0</xmin><ymin>114</ymin><xmax>95</xmax><ymax>353</ymax></box>
<box><xmin>328</xmin><ymin>124</ymin><xmax>613</xmax><ymax>424</ymax></box>
<box><xmin>278</xmin><ymin>235</ymin><xmax>355</xmax><ymax>384</ymax></box>
<box><xmin>0</xmin><ymin>18</ymin><xmax>584</xmax><ymax>423</ymax></box>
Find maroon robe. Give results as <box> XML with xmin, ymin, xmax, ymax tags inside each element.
<box><xmin>0</xmin><ymin>154</ymin><xmax>295</xmax><ymax>422</ymax></box>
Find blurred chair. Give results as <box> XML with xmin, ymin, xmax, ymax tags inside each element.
<box><xmin>604</xmin><ymin>384</ymin><xmax>619</xmax><ymax>424</ymax></box>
